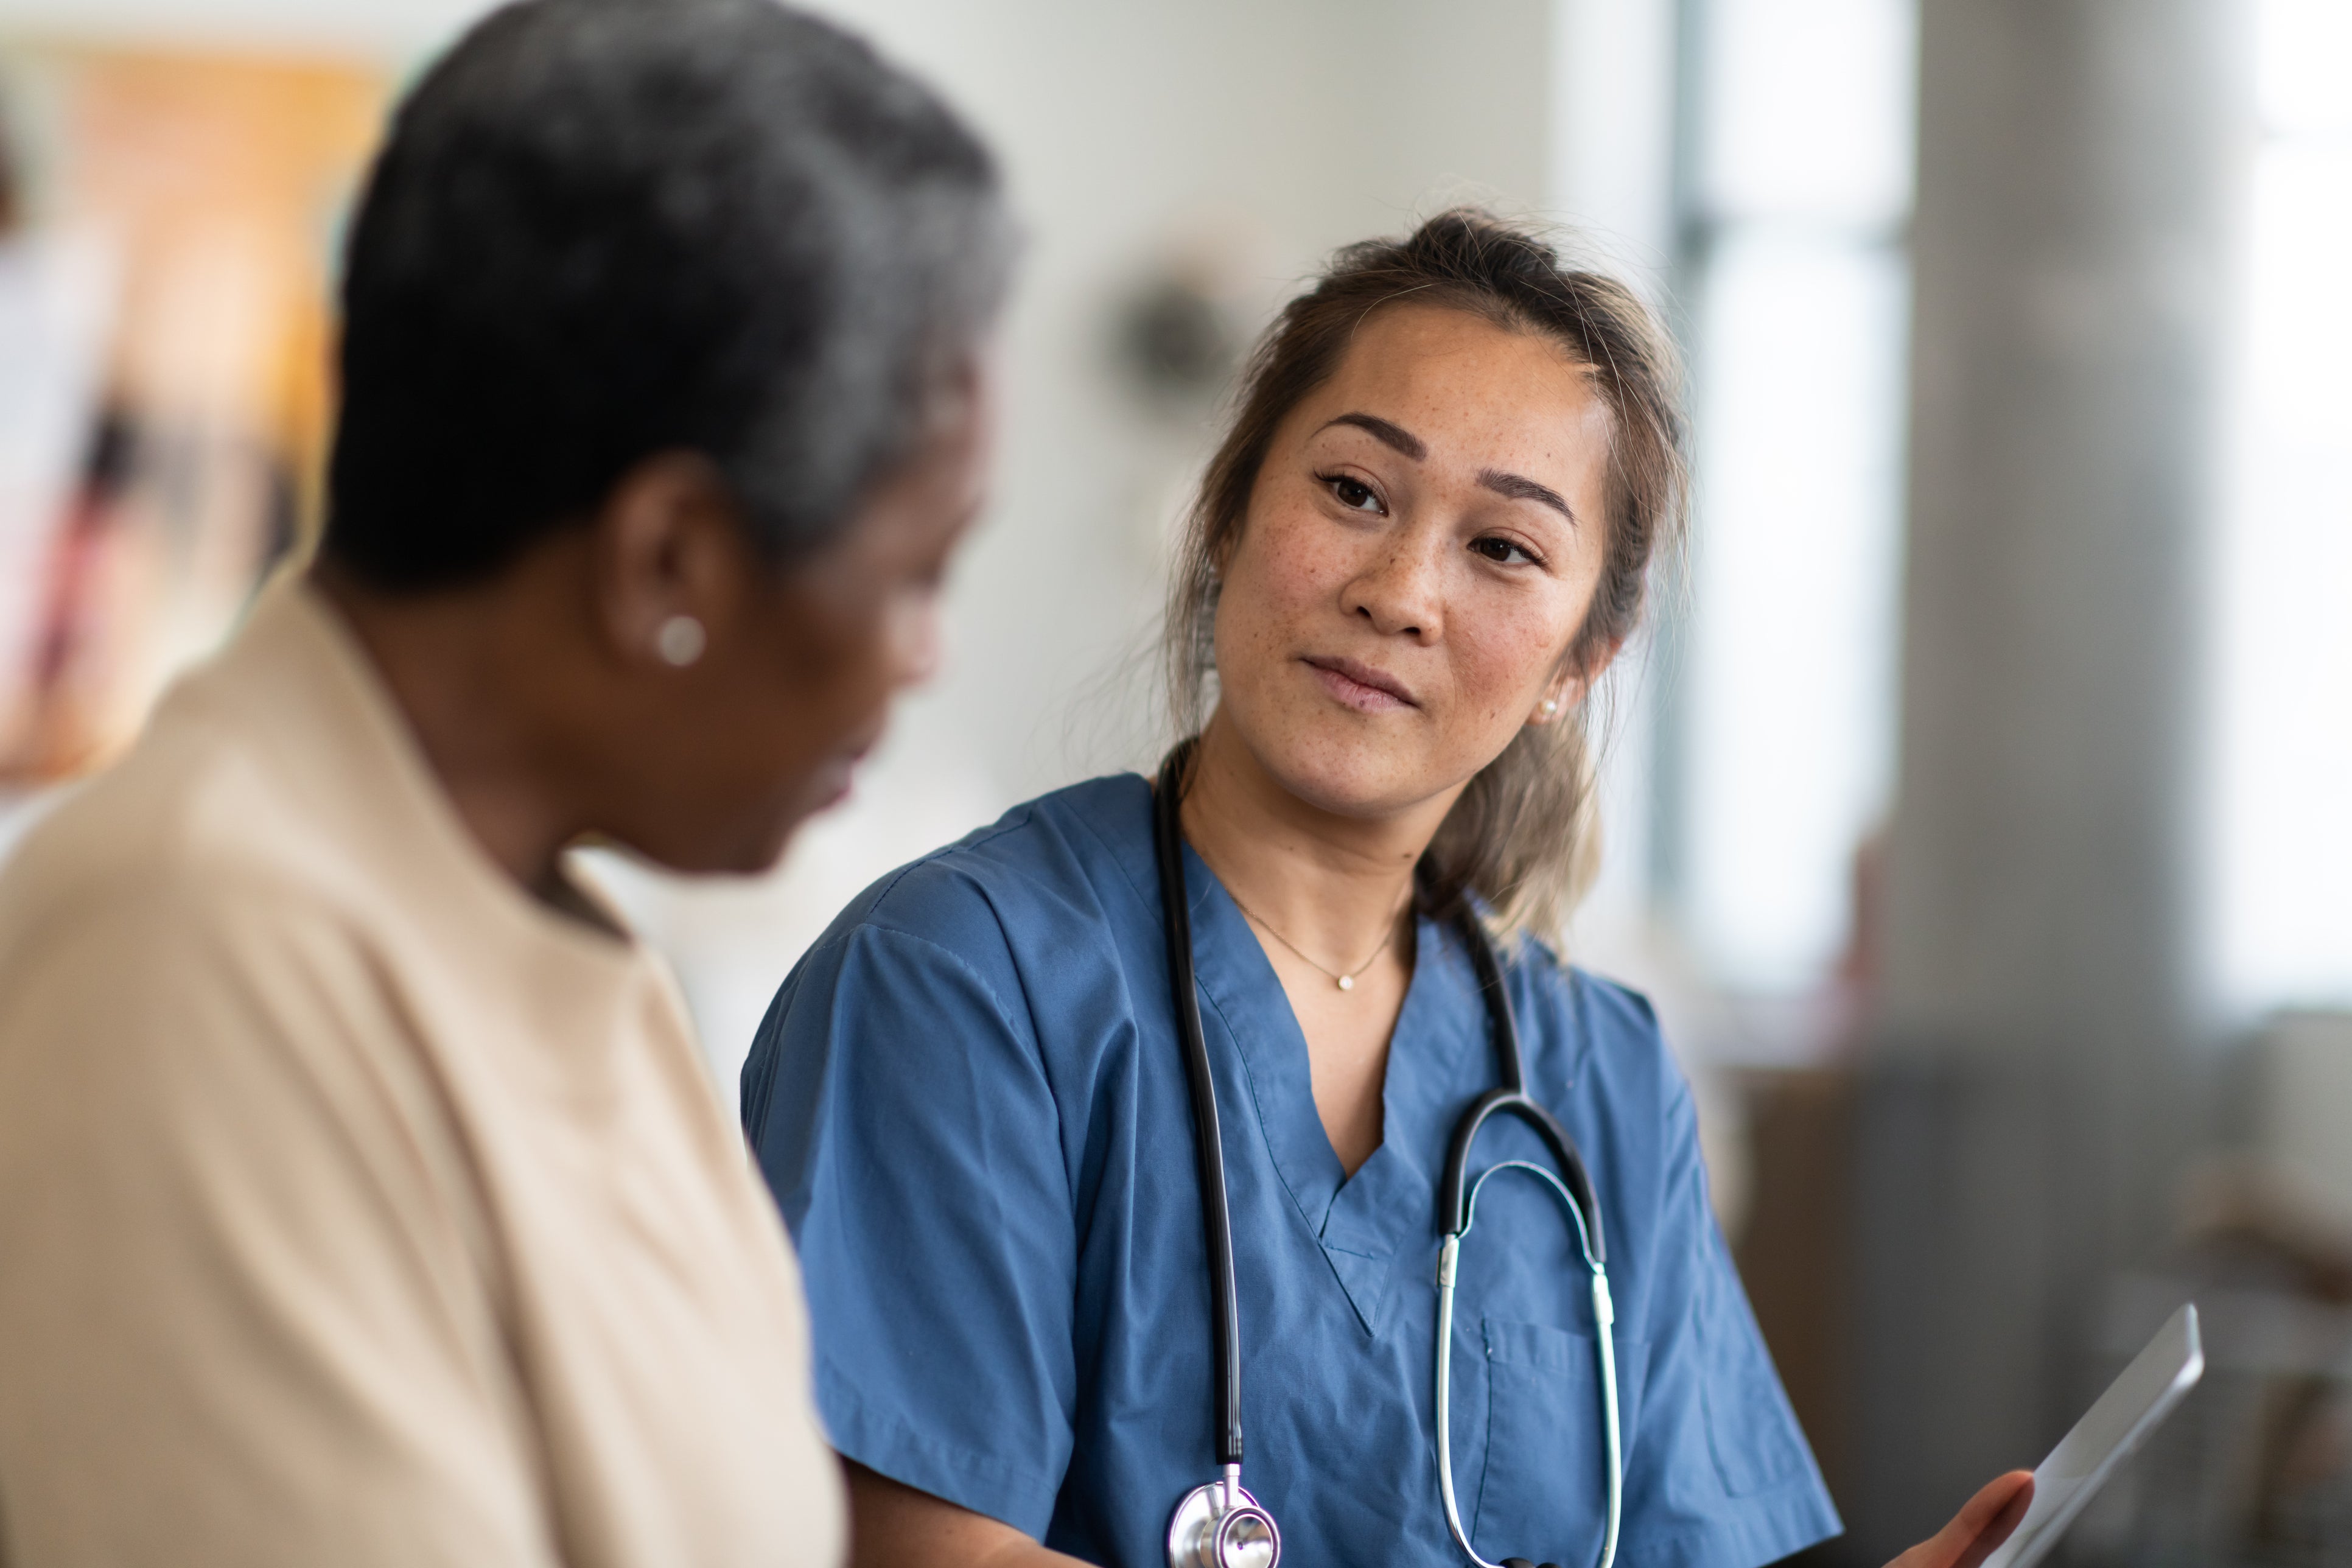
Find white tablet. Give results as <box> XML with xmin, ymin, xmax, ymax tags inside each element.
<box><xmin>1976</xmin><ymin>1302</ymin><xmax>2203</xmax><ymax>1568</ymax></box>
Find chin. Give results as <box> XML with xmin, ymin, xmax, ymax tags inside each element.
<box><xmin>1263</xmin><ymin>729</ymin><xmax>1435</xmax><ymax>819</ymax></box>
<box><xmin>650</xmin><ymin>813</ymin><xmax>803</xmax><ymax>879</ymax></box>
<box><xmin>1281</xmin><ymin>770</ymin><xmax>1419</xmax><ymax>822</ymax></box>
<box><xmin>734</xmin><ymin>816</ymin><xmax>807</xmax><ymax>875</ymax></box>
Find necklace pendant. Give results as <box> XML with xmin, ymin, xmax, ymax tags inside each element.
<box><xmin>1337</xmin><ymin>974</ymin><xmax>1354</xmax><ymax>992</ymax></box>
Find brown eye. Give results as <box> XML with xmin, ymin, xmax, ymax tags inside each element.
<box><xmin>1328</xmin><ymin>475</ymin><xmax>1380</xmax><ymax>512</ymax></box>
<box><xmin>1472</xmin><ymin>536</ymin><xmax>1539</xmax><ymax>567</ymax></box>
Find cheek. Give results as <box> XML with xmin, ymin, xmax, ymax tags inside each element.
<box><xmin>1217</xmin><ymin>506</ymin><xmax>1353</xmax><ymax>649</ymax></box>
<box><xmin>751</xmin><ymin>589</ymin><xmax>881</xmax><ymax>740</ymax></box>
<box><xmin>1447</xmin><ymin>569</ymin><xmax>1600</xmax><ymax>727</ymax></box>
<box><xmin>1258</xmin><ymin>505</ymin><xmax>1360</xmax><ymax>599</ymax></box>
<box><xmin>1454</xmin><ymin>611</ymin><xmax>1563</xmax><ymax>721</ymax></box>
<box><xmin>801</xmin><ymin>605</ymin><xmax>897</xmax><ymax>722</ymax></box>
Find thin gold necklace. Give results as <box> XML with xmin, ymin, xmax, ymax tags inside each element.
<box><xmin>1226</xmin><ymin>887</ymin><xmax>1410</xmax><ymax>992</ymax></box>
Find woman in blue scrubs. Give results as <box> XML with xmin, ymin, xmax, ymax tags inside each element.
<box><xmin>743</xmin><ymin>211</ymin><xmax>2030</xmax><ymax>1568</ymax></box>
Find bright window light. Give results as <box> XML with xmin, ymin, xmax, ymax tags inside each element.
<box><xmin>1693</xmin><ymin>0</ymin><xmax>1914</xmax><ymax>227</ymax></box>
<box><xmin>1685</xmin><ymin>236</ymin><xmax>1906</xmax><ymax>988</ymax></box>
<box><xmin>2208</xmin><ymin>0</ymin><xmax>2352</xmax><ymax>1010</ymax></box>
<box><xmin>1676</xmin><ymin>0</ymin><xmax>1915</xmax><ymax>993</ymax></box>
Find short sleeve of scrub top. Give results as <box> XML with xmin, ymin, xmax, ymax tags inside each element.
<box><xmin>743</xmin><ymin>776</ymin><xmax>1840</xmax><ymax>1568</ymax></box>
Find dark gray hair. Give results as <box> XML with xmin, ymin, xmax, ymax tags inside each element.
<box><xmin>324</xmin><ymin>0</ymin><xmax>1013</xmax><ymax>590</ymax></box>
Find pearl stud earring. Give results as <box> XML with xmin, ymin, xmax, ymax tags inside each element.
<box><xmin>656</xmin><ymin>615</ymin><xmax>707</xmax><ymax>668</ymax></box>
<box><xmin>1541</xmin><ymin>698</ymin><xmax>1559</xmax><ymax>716</ymax></box>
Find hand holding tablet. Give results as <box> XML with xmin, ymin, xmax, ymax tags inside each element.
<box><xmin>1973</xmin><ymin>1303</ymin><xmax>2203</xmax><ymax>1568</ymax></box>
<box><xmin>1884</xmin><ymin>1303</ymin><xmax>2203</xmax><ymax>1568</ymax></box>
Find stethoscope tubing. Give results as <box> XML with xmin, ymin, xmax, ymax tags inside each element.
<box><xmin>1153</xmin><ymin>750</ymin><xmax>1247</xmax><ymax>1469</ymax></box>
<box><xmin>1434</xmin><ymin>1161</ymin><xmax>1623</xmax><ymax>1568</ymax></box>
<box><xmin>1152</xmin><ymin>741</ymin><xmax>1619</xmax><ymax>1568</ymax></box>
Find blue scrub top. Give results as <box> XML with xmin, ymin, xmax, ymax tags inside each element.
<box><xmin>743</xmin><ymin>776</ymin><xmax>1839</xmax><ymax>1568</ymax></box>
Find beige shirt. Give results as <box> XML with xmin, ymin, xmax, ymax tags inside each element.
<box><xmin>0</xmin><ymin>583</ymin><xmax>845</xmax><ymax>1568</ymax></box>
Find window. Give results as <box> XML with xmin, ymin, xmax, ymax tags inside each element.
<box><xmin>1670</xmin><ymin>0</ymin><xmax>1916</xmax><ymax>996</ymax></box>
<box><xmin>2207</xmin><ymin>0</ymin><xmax>2352</xmax><ymax>1011</ymax></box>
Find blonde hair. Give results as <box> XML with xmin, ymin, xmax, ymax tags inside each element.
<box><xmin>1163</xmin><ymin>209</ymin><xmax>1687</xmax><ymax>936</ymax></box>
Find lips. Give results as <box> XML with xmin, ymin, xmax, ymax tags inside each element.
<box><xmin>1303</xmin><ymin>655</ymin><xmax>1416</xmax><ymax>713</ymax></box>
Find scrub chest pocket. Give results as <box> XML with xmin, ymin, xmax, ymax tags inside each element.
<box><xmin>1473</xmin><ymin>1319</ymin><xmax>1648</xmax><ymax>1563</ymax></box>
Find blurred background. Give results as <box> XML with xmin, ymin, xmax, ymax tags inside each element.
<box><xmin>0</xmin><ymin>0</ymin><xmax>2345</xmax><ymax>1561</ymax></box>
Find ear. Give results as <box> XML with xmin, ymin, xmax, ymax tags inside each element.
<box><xmin>1525</xmin><ymin>634</ymin><xmax>1627</xmax><ymax>727</ymax></box>
<box><xmin>586</xmin><ymin>452</ymin><xmax>750</xmax><ymax>672</ymax></box>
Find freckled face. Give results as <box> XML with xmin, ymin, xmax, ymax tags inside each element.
<box><xmin>1209</xmin><ymin>304</ymin><xmax>1615</xmax><ymax>820</ymax></box>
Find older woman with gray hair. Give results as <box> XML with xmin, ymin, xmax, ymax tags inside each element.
<box><xmin>0</xmin><ymin>2</ymin><xmax>1009</xmax><ymax>1564</ymax></box>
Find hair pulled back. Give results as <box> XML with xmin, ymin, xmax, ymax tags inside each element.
<box><xmin>1164</xmin><ymin>208</ymin><xmax>1687</xmax><ymax>937</ymax></box>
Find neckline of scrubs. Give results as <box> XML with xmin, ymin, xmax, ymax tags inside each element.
<box><xmin>1171</xmin><ymin>828</ymin><xmax>1494</xmax><ymax>1334</ymax></box>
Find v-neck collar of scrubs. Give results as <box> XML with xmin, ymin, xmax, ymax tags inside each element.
<box><xmin>1151</xmin><ymin>802</ymin><xmax>1494</xmax><ymax>1334</ymax></box>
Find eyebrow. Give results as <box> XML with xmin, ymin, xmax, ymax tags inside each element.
<box><xmin>1320</xmin><ymin>412</ymin><xmax>1426</xmax><ymax>460</ymax></box>
<box><xmin>1321</xmin><ymin>410</ymin><xmax>1578</xmax><ymax>526</ymax></box>
<box><xmin>1478</xmin><ymin>468</ymin><xmax>1577</xmax><ymax>525</ymax></box>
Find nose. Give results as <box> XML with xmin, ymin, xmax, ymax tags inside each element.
<box><xmin>1339</xmin><ymin>531</ymin><xmax>1444</xmax><ymax>642</ymax></box>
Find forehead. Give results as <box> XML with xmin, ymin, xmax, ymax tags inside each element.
<box><xmin>1300</xmin><ymin>303</ymin><xmax>1609</xmax><ymax>463</ymax></box>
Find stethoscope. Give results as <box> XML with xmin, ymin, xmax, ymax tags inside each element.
<box><xmin>1152</xmin><ymin>744</ymin><xmax>1623</xmax><ymax>1568</ymax></box>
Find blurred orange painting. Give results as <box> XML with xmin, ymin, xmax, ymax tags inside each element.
<box><xmin>0</xmin><ymin>44</ymin><xmax>384</xmax><ymax>779</ymax></box>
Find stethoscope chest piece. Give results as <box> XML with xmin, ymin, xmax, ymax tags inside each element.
<box><xmin>1167</xmin><ymin>1473</ymin><xmax>1279</xmax><ymax>1568</ymax></box>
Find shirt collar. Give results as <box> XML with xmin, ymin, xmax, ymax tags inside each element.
<box><xmin>184</xmin><ymin>572</ymin><xmax>650</xmax><ymax>979</ymax></box>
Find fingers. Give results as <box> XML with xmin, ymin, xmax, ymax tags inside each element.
<box><xmin>1884</xmin><ymin>1471</ymin><xmax>2035</xmax><ymax>1568</ymax></box>
<box><xmin>1951</xmin><ymin>1472</ymin><xmax>2034</xmax><ymax>1568</ymax></box>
